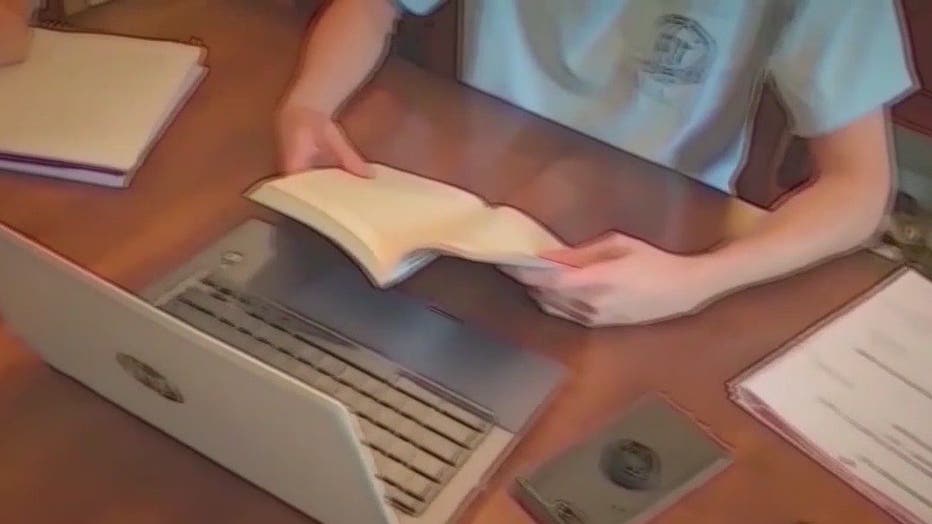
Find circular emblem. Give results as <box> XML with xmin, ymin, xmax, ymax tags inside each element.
<box><xmin>642</xmin><ymin>14</ymin><xmax>717</xmax><ymax>85</ymax></box>
<box><xmin>603</xmin><ymin>438</ymin><xmax>662</xmax><ymax>490</ymax></box>
<box><xmin>116</xmin><ymin>353</ymin><xmax>184</xmax><ymax>403</ymax></box>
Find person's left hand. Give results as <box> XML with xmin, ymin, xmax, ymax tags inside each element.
<box><xmin>503</xmin><ymin>232</ymin><xmax>719</xmax><ymax>326</ymax></box>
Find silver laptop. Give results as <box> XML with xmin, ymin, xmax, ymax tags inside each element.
<box><xmin>0</xmin><ymin>218</ymin><xmax>565</xmax><ymax>524</ymax></box>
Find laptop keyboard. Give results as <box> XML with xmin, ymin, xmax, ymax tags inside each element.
<box><xmin>158</xmin><ymin>276</ymin><xmax>493</xmax><ymax>516</ymax></box>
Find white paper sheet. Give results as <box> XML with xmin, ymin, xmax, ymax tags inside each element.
<box><xmin>735</xmin><ymin>269</ymin><xmax>932</xmax><ymax>524</ymax></box>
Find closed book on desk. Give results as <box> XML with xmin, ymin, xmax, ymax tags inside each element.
<box><xmin>729</xmin><ymin>267</ymin><xmax>932</xmax><ymax>524</ymax></box>
<box><xmin>246</xmin><ymin>163</ymin><xmax>565</xmax><ymax>287</ymax></box>
<box><xmin>0</xmin><ymin>27</ymin><xmax>207</xmax><ymax>187</ymax></box>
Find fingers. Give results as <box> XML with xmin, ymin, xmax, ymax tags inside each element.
<box><xmin>277</xmin><ymin>104</ymin><xmax>371</xmax><ymax>176</ymax></box>
<box><xmin>503</xmin><ymin>265</ymin><xmax>558</xmax><ymax>287</ymax></box>
<box><xmin>323</xmin><ymin>121</ymin><xmax>373</xmax><ymax>178</ymax></box>
<box><xmin>540</xmin><ymin>232</ymin><xmax>637</xmax><ymax>267</ymax></box>
<box><xmin>521</xmin><ymin>232</ymin><xmax>647</xmax><ymax>289</ymax></box>
<box><xmin>537</xmin><ymin>298</ymin><xmax>591</xmax><ymax>326</ymax></box>
<box><xmin>510</xmin><ymin>260</ymin><xmax>618</xmax><ymax>291</ymax></box>
<box><xmin>530</xmin><ymin>288</ymin><xmax>606</xmax><ymax>327</ymax></box>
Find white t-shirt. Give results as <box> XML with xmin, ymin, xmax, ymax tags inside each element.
<box><xmin>399</xmin><ymin>0</ymin><xmax>915</xmax><ymax>195</ymax></box>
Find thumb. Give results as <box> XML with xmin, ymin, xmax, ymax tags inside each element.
<box><xmin>323</xmin><ymin>122</ymin><xmax>373</xmax><ymax>178</ymax></box>
<box><xmin>541</xmin><ymin>232</ymin><xmax>635</xmax><ymax>268</ymax></box>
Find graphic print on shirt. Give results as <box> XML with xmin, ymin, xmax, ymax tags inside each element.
<box><xmin>642</xmin><ymin>14</ymin><xmax>717</xmax><ymax>85</ymax></box>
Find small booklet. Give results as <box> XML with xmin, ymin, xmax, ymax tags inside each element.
<box><xmin>729</xmin><ymin>266</ymin><xmax>932</xmax><ymax>524</ymax></box>
<box><xmin>246</xmin><ymin>164</ymin><xmax>566</xmax><ymax>287</ymax></box>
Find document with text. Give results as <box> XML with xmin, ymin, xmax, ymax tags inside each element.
<box><xmin>730</xmin><ymin>268</ymin><xmax>932</xmax><ymax>524</ymax></box>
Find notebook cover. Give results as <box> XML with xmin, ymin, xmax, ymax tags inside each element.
<box><xmin>0</xmin><ymin>26</ymin><xmax>208</xmax><ymax>187</ymax></box>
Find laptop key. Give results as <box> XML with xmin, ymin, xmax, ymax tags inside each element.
<box><xmin>437</xmin><ymin>400</ymin><xmax>492</xmax><ymax>433</ymax></box>
<box><xmin>378</xmin><ymin>388</ymin><xmax>408</xmax><ymax>412</ymax></box>
<box><xmin>383</xmin><ymin>483</ymin><xmax>422</xmax><ymax>515</ymax></box>
<box><xmin>341</xmin><ymin>366</ymin><xmax>384</xmax><ymax>397</ymax></box>
<box><xmin>179</xmin><ymin>288</ymin><xmax>225</xmax><ymax>313</ymax></box>
<box><xmin>286</xmin><ymin>317</ymin><xmax>350</xmax><ymax>349</ymax></box>
<box><xmin>402</xmin><ymin>469</ymin><xmax>434</xmax><ymax>502</ymax></box>
<box><xmin>332</xmin><ymin>385</ymin><xmax>366</xmax><ymax>412</ymax></box>
<box><xmin>414</xmin><ymin>428</ymin><xmax>464</xmax><ymax>465</ymax></box>
<box><xmin>389</xmin><ymin>416</ymin><xmax>462</xmax><ymax>465</ymax></box>
<box><xmin>318</xmin><ymin>355</ymin><xmax>347</xmax><ymax>377</ymax></box>
<box><xmin>260</xmin><ymin>349</ymin><xmax>295</xmax><ymax>372</ymax></box>
<box><xmin>261</xmin><ymin>332</ymin><xmax>325</xmax><ymax>366</ymax></box>
<box><xmin>356</xmin><ymin>396</ymin><xmax>382</xmax><ymax>420</ymax></box>
<box><xmin>291</xmin><ymin>342</ymin><xmax>326</xmax><ymax>366</ymax></box>
<box><xmin>422</xmin><ymin>411</ymin><xmax>479</xmax><ymax>448</ymax></box>
<box><xmin>359</xmin><ymin>419</ymin><xmax>393</xmax><ymax>449</ymax></box>
<box><xmin>265</xmin><ymin>331</ymin><xmax>323</xmax><ymax>366</ymax></box>
<box><xmin>358</xmin><ymin>376</ymin><xmax>387</xmax><ymax>398</ymax></box>
<box><xmin>313</xmin><ymin>373</ymin><xmax>340</xmax><ymax>395</ymax></box>
<box><xmin>410</xmin><ymin>451</ymin><xmax>450</xmax><ymax>482</ymax></box>
<box><xmin>374</xmin><ymin>407</ymin><xmax>403</xmax><ymax>431</ymax></box>
<box><xmin>221</xmin><ymin>306</ymin><xmax>264</xmax><ymax>335</ymax></box>
<box><xmin>291</xmin><ymin>364</ymin><xmax>324</xmax><ymax>387</ymax></box>
<box><xmin>373</xmin><ymin>451</ymin><xmax>409</xmax><ymax>486</ymax></box>
<box><xmin>396</xmin><ymin>377</ymin><xmax>441</xmax><ymax>407</ymax></box>
<box><xmin>385</xmin><ymin>438</ymin><xmax>418</xmax><ymax>464</ymax></box>
<box><xmin>170</xmin><ymin>301</ymin><xmax>256</xmax><ymax>352</ymax></box>
<box><xmin>265</xmin><ymin>329</ymin><xmax>299</xmax><ymax>353</ymax></box>
<box><xmin>372</xmin><ymin>450</ymin><xmax>434</xmax><ymax>502</ymax></box>
<box><xmin>398</xmin><ymin>398</ymin><xmax>430</xmax><ymax>421</ymax></box>
<box><xmin>395</xmin><ymin>417</ymin><xmax>421</xmax><ymax>443</ymax></box>
<box><xmin>357</xmin><ymin>418</ymin><xmax>375</xmax><ymax>441</ymax></box>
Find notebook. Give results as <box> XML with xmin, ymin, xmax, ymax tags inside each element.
<box><xmin>0</xmin><ymin>27</ymin><xmax>207</xmax><ymax>187</ymax></box>
<box><xmin>729</xmin><ymin>267</ymin><xmax>932</xmax><ymax>524</ymax></box>
<box><xmin>246</xmin><ymin>163</ymin><xmax>566</xmax><ymax>287</ymax></box>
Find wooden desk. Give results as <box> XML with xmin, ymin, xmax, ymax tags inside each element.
<box><xmin>0</xmin><ymin>1</ymin><xmax>899</xmax><ymax>523</ymax></box>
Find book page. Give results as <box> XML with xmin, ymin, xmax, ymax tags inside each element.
<box><xmin>0</xmin><ymin>29</ymin><xmax>203</xmax><ymax>171</ymax></box>
<box><xmin>737</xmin><ymin>269</ymin><xmax>932</xmax><ymax>523</ymax></box>
<box><xmin>438</xmin><ymin>205</ymin><xmax>566</xmax><ymax>267</ymax></box>
<box><xmin>249</xmin><ymin>164</ymin><xmax>485</xmax><ymax>266</ymax></box>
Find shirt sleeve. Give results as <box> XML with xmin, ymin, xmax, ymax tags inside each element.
<box><xmin>395</xmin><ymin>0</ymin><xmax>446</xmax><ymax>16</ymax></box>
<box><xmin>768</xmin><ymin>0</ymin><xmax>917</xmax><ymax>137</ymax></box>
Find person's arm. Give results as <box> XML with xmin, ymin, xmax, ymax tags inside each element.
<box><xmin>0</xmin><ymin>0</ymin><xmax>31</xmax><ymax>66</ymax></box>
<box><xmin>697</xmin><ymin>110</ymin><xmax>893</xmax><ymax>296</ymax></box>
<box><xmin>506</xmin><ymin>2</ymin><xmax>916</xmax><ymax>326</ymax></box>
<box><xmin>287</xmin><ymin>0</ymin><xmax>399</xmax><ymax>119</ymax></box>
<box><xmin>508</xmin><ymin>110</ymin><xmax>899</xmax><ymax>327</ymax></box>
<box><xmin>277</xmin><ymin>0</ymin><xmax>401</xmax><ymax>175</ymax></box>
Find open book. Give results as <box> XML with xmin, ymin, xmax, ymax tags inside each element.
<box><xmin>0</xmin><ymin>27</ymin><xmax>206</xmax><ymax>187</ymax></box>
<box><xmin>246</xmin><ymin>164</ymin><xmax>566</xmax><ymax>287</ymax></box>
<box><xmin>729</xmin><ymin>267</ymin><xmax>932</xmax><ymax>524</ymax></box>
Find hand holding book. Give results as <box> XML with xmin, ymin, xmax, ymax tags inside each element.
<box><xmin>276</xmin><ymin>103</ymin><xmax>372</xmax><ymax>178</ymax></box>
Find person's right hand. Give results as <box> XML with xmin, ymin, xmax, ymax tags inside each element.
<box><xmin>276</xmin><ymin>102</ymin><xmax>372</xmax><ymax>177</ymax></box>
<box><xmin>0</xmin><ymin>3</ymin><xmax>31</xmax><ymax>67</ymax></box>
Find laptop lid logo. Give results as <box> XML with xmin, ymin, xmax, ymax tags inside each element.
<box><xmin>116</xmin><ymin>353</ymin><xmax>184</xmax><ymax>403</ymax></box>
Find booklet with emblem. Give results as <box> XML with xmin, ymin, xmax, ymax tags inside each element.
<box><xmin>729</xmin><ymin>267</ymin><xmax>932</xmax><ymax>524</ymax></box>
<box><xmin>246</xmin><ymin>163</ymin><xmax>565</xmax><ymax>287</ymax></box>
